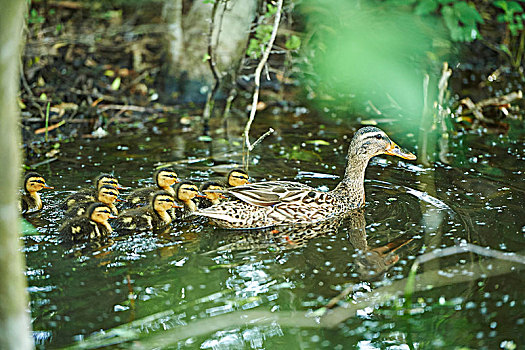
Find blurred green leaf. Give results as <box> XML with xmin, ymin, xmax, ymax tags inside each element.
<box><xmin>21</xmin><ymin>218</ymin><xmax>39</xmax><ymax>236</ymax></box>
<box><xmin>415</xmin><ymin>0</ymin><xmax>438</xmax><ymax>15</ymax></box>
<box><xmin>285</xmin><ymin>35</ymin><xmax>301</xmax><ymax>51</ymax></box>
<box><xmin>303</xmin><ymin>0</ymin><xmax>448</xmax><ymax>131</ymax></box>
<box><xmin>111</xmin><ymin>77</ymin><xmax>121</xmax><ymax>91</ymax></box>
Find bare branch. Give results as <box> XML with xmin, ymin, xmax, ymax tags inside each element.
<box><xmin>243</xmin><ymin>0</ymin><xmax>283</xmax><ymax>169</ymax></box>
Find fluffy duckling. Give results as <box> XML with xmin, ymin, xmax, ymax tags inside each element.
<box><xmin>126</xmin><ymin>167</ymin><xmax>179</xmax><ymax>207</ymax></box>
<box><xmin>64</xmin><ymin>185</ymin><xmax>121</xmax><ymax>219</ymax></box>
<box><xmin>226</xmin><ymin>168</ymin><xmax>250</xmax><ymax>187</ymax></box>
<box><xmin>173</xmin><ymin>181</ymin><xmax>206</xmax><ymax>216</ymax></box>
<box><xmin>62</xmin><ymin>173</ymin><xmax>123</xmax><ymax>209</ymax></box>
<box><xmin>20</xmin><ymin>172</ymin><xmax>53</xmax><ymax>214</ymax></box>
<box><xmin>59</xmin><ymin>203</ymin><xmax>115</xmax><ymax>243</ymax></box>
<box><xmin>199</xmin><ymin>181</ymin><xmax>226</xmax><ymax>209</ymax></box>
<box><xmin>114</xmin><ymin>191</ymin><xmax>180</xmax><ymax>231</ymax></box>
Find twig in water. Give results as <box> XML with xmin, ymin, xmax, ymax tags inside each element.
<box><xmin>243</xmin><ymin>0</ymin><xmax>283</xmax><ymax>169</ymax></box>
<box><xmin>45</xmin><ymin>102</ymin><xmax>50</xmax><ymax>142</ymax></box>
<box><xmin>404</xmin><ymin>242</ymin><xmax>525</xmax><ymax>306</ymax></box>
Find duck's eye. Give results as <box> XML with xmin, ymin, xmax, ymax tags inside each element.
<box><xmin>374</xmin><ymin>134</ymin><xmax>383</xmax><ymax>140</ymax></box>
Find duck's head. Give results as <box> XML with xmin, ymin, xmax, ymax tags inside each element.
<box><xmin>347</xmin><ymin>127</ymin><xmax>416</xmax><ymax>161</ymax></box>
<box><xmin>87</xmin><ymin>203</ymin><xmax>116</xmax><ymax>224</ymax></box>
<box><xmin>97</xmin><ymin>185</ymin><xmax>120</xmax><ymax>205</ymax></box>
<box><xmin>227</xmin><ymin>169</ymin><xmax>249</xmax><ymax>187</ymax></box>
<box><xmin>24</xmin><ymin>172</ymin><xmax>53</xmax><ymax>194</ymax></box>
<box><xmin>95</xmin><ymin>174</ymin><xmax>126</xmax><ymax>190</ymax></box>
<box><xmin>200</xmin><ymin>181</ymin><xmax>225</xmax><ymax>202</ymax></box>
<box><xmin>175</xmin><ymin>181</ymin><xmax>206</xmax><ymax>203</ymax></box>
<box><xmin>154</xmin><ymin>167</ymin><xmax>179</xmax><ymax>189</ymax></box>
<box><xmin>151</xmin><ymin>190</ymin><xmax>180</xmax><ymax>212</ymax></box>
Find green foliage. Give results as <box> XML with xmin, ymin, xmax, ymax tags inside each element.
<box><xmin>301</xmin><ymin>0</ymin><xmax>447</xmax><ymax>130</ymax></box>
<box><xmin>389</xmin><ymin>0</ymin><xmax>484</xmax><ymax>42</ymax></box>
<box><xmin>246</xmin><ymin>24</ymin><xmax>273</xmax><ymax>59</ymax></box>
<box><xmin>28</xmin><ymin>8</ymin><xmax>45</xmax><ymax>24</ymax></box>
<box><xmin>285</xmin><ymin>35</ymin><xmax>301</xmax><ymax>51</ymax></box>
<box><xmin>441</xmin><ymin>2</ymin><xmax>484</xmax><ymax>41</ymax></box>
<box><xmin>493</xmin><ymin>1</ymin><xmax>524</xmax><ymax>36</ymax></box>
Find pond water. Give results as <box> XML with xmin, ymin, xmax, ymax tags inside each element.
<box><xmin>24</xmin><ymin>110</ymin><xmax>524</xmax><ymax>349</ymax></box>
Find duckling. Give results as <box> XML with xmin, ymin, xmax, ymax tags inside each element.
<box><xmin>20</xmin><ymin>172</ymin><xmax>53</xmax><ymax>214</ymax></box>
<box><xmin>62</xmin><ymin>173</ymin><xmax>123</xmax><ymax>209</ymax></box>
<box><xmin>126</xmin><ymin>167</ymin><xmax>179</xmax><ymax>207</ymax></box>
<box><xmin>199</xmin><ymin>181</ymin><xmax>226</xmax><ymax>209</ymax></box>
<box><xmin>64</xmin><ymin>185</ymin><xmax>121</xmax><ymax>219</ymax></box>
<box><xmin>114</xmin><ymin>191</ymin><xmax>180</xmax><ymax>231</ymax></box>
<box><xmin>226</xmin><ymin>168</ymin><xmax>250</xmax><ymax>187</ymax></box>
<box><xmin>173</xmin><ymin>181</ymin><xmax>207</xmax><ymax>217</ymax></box>
<box><xmin>59</xmin><ymin>203</ymin><xmax>115</xmax><ymax>243</ymax></box>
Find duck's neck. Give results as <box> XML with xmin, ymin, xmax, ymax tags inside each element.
<box><xmin>29</xmin><ymin>191</ymin><xmax>42</xmax><ymax>210</ymax></box>
<box><xmin>109</xmin><ymin>203</ymin><xmax>118</xmax><ymax>215</ymax></box>
<box><xmin>161</xmin><ymin>185</ymin><xmax>175</xmax><ymax>196</ymax></box>
<box><xmin>184</xmin><ymin>199</ymin><xmax>197</xmax><ymax>213</ymax></box>
<box><xmin>156</xmin><ymin>209</ymin><xmax>172</xmax><ymax>224</ymax></box>
<box><xmin>332</xmin><ymin>156</ymin><xmax>370</xmax><ymax>207</ymax></box>
<box><xmin>97</xmin><ymin>221</ymin><xmax>112</xmax><ymax>234</ymax></box>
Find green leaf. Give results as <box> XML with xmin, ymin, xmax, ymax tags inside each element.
<box><xmin>111</xmin><ymin>77</ymin><xmax>121</xmax><ymax>91</ymax></box>
<box><xmin>305</xmin><ymin>139</ymin><xmax>331</xmax><ymax>146</ymax></box>
<box><xmin>453</xmin><ymin>2</ymin><xmax>484</xmax><ymax>26</ymax></box>
<box><xmin>385</xmin><ymin>0</ymin><xmax>417</xmax><ymax>5</ymax></box>
<box><xmin>198</xmin><ymin>135</ymin><xmax>213</xmax><ymax>142</ymax></box>
<box><xmin>21</xmin><ymin>218</ymin><xmax>39</xmax><ymax>236</ymax></box>
<box><xmin>507</xmin><ymin>1</ymin><xmax>524</xmax><ymax>13</ymax></box>
<box><xmin>415</xmin><ymin>0</ymin><xmax>438</xmax><ymax>15</ymax></box>
<box><xmin>202</xmin><ymin>53</ymin><xmax>211</xmax><ymax>62</ymax></box>
<box><xmin>285</xmin><ymin>35</ymin><xmax>301</xmax><ymax>50</ymax></box>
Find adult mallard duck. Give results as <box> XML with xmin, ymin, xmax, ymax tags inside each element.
<box><xmin>126</xmin><ymin>167</ymin><xmax>179</xmax><ymax>207</ymax></box>
<box><xmin>193</xmin><ymin>127</ymin><xmax>416</xmax><ymax>229</ymax></box>
<box><xmin>62</xmin><ymin>173</ymin><xmax>124</xmax><ymax>209</ymax></box>
<box><xmin>114</xmin><ymin>190</ymin><xmax>180</xmax><ymax>231</ymax></box>
<box><xmin>226</xmin><ymin>168</ymin><xmax>250</xmax><ymax>187</ymax></box>
<box><xmin>199</xmin><ymin>181</ymin><xmax>226</xmax><ymax>208</ymax></box>
<box><xmin>59</xmin><ymin>203</ymin><xmax>115</xmax><ymax>243</ymax></box>
<box><xmin>20</xmin><ymin>172</ymin><xmax>53</xmax><ymax>214</ymax></box>
<box><xmin>64</xmin><ymin>185</ymin><xmax>121</xmax><ymax>219</ymax></box>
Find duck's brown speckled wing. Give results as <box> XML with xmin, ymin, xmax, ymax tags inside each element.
<box><xmin>222</xmin><ymin>181</ymin><xmax>315</xmax><ymax>206</ymax></box>
<box><xmin>194</xmin><ymin>181</ymin><xmax>335</xmax><ymax>228</ymax></box>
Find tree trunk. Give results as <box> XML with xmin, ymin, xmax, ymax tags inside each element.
<box><xmin>0</xmin><ymin>0</ymin><xmax>34</xmax><ymax>349</ymax></box>
<box><xmin>162</xmin><ymin>0</ymin><xmax>257</xmax><ymax>102</ymax></box>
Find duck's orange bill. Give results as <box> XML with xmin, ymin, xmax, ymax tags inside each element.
<box><xmin>195</xmin><ymin>194</ymin><xmax>207</xmax><ymax>198</ymax></box>
<box><xmin>385</xmin><ymin>142</ymin><xmax>417</xmax><ymax>160</ymax></box>
<box><xmin>172</xmin><ymin>203</ymin><xmax>184</xmax><ymax>208</ymax></box>
<box><xmin>116</xmin><ymin>185</ymin><xmax>130</xmax><ymax>190</ymax></box>
<box><xmin>116</xmin><ymin>198</ymin><xmax>126</xmax><ymax>202</ymax></box>
<box><xmin>43</xmin><ymin>185</ymin><xmax>54</xmax><ymax>189</ymax></box>
<box><xmin>109</xmin><ymin>214</ymin><xmax>118</xmax><ymax>219</ymax></box>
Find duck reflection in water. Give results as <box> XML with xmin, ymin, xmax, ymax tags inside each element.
<box><xmin>204</xmin><ymin>208</ymin><xmax>414</xmax><ymax>280</ymax></box>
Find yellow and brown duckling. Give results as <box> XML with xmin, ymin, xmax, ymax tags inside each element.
<box><xmin>59</xmin><ymin>203</ymin><xmax>115</xmax><ymax>243</ymax></box>
<box><xmin>62</xmin><ymin>173</ymin><xmax>124</xmax><ymax>209</ymax></box>
<box><xmin>173</xmin><ymin>181</ymin><xmax>207</xmax><ymax>217</ymax></box>
<box><xmin>199</xmin><ymin>181</ymin><xmax>226</xmax><ymax>209</ymax></box>
<box><xmin>226</xmin><ymin>168</ymin><xmax>250</xmax><ymax>187</ymax></box>
<box><xmin>194</xmin><ymin>127</ymin><xmax>416</xmax><ymax>229</ymax></box>
<box><xmin>114</xmin><ymin>190</ymin><xmax>180</xmax><ymax>231</ymax></box>
<box><xmin>20</xmin><ymin>172</ymin><xmax>53</xmax><ymax>214</ymax></box>
<box><xmin>64</xmin><ymin>185</ymin><xmax>121</xmax><ymax>219</ymax></box>
<box><xmin>126</xmin><ymin>167</ymin><xmax>179</xmax><ymax>207</ymax></box>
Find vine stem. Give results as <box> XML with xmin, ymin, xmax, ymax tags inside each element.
<box><xmin>243</xmin><ymin>0</ymin><xmax>283</xmax><ymax>169</ymax></box>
